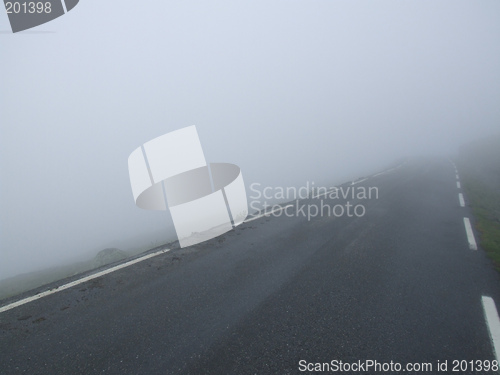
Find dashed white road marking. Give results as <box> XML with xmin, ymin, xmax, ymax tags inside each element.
<box><xmin>456</xmin><ymin>174</ymin><xmax>460</xmax><ymax>180</ymax></box>
<box><xmin>244</xmin><ymin>204</ymin><xmax>294</xmax><ymax>223</ymax></box>
<box><xmin>457</xmin><ymin>181</ymin><xmax>461</xmax><ymax>189</ymax></box>
<box><xmin>458</xmin><ymin>193</ymin><xmax>465</xmax><ymax>207</ymax></box>
<box><xmin>0</xmin><ymin>248</ymin><xmax>171</xmax><ymax>314</ymax></box>
<box><xmin>463</xmin><ymin>217</ymin><xmax>478</xmax><ymax>250</ymax></box>
<box><xmin>482</xmin><ymin>296</ymin><xmax>500</xmax><ymax>362</ymax></box>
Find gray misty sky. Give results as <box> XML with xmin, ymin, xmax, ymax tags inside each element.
<box><xmin>1</xmin><ymin>1</ymin><xmax>499</xmax><ymax>279</ymax></box>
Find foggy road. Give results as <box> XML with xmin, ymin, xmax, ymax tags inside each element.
<box><xmin>2</xmin><ymin>157</ymin><xmax>500</xmax><ymax>374</ymax></box>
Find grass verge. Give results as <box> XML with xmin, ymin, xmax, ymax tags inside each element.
<box><xmin>462</xmin><ymin>178</ymin><xmax>500</xmax><ymax>269</ymax></box>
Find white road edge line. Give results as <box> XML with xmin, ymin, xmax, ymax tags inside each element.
<box><xmin>463</xmin><ymin>217</ymin><xmax>478</xmax><ymax>250</ymax></box>
<box><xmin>351</xmin><ymin>178</ymin><xmax>368</xmax><ymax>186</ymax></box>
<box><xmin>482</xmin><ymin>296</ymin><xmax>500</xmax><ymax>363</ymax></box>
<box><xmin>244</xmin><ymin>204</ymin><xmax>294</xmax><ymax>223</ymax></box>
<box><xmin>312</xmin><ymin>188</ymin><xmax>337</xmax><ymax>199</ymax></box>
<box><xmin>458</xmin><ymin>193</ymin><xmax>465</xmax><ymax>207</ymax></box>
<box><xmin>373</xmin><ymin>168</ymin><xmax>396</xmax><ymax>177</ymax></box>
<box><xmin>0</xmin><ymin>248</ymin><xmax>171</xmax><ymax>314</ymax></box>
<box><xmin>372</xmin><ymin>161</ymin><xmax>405</xmax><ymax>178</ymax></box>
<box><xmin>457</xmin><ymin>181</ymin><xmax>461</xmax><ymax>189</ymax></box>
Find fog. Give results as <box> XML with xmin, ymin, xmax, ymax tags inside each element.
<box><xmin>1</xmin><ymin>1</ymin><xmax>499</xmax><ymax>280</ymax></box>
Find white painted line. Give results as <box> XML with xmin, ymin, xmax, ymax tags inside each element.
<box><xmin>457</xmin><ymin>181</ymin><xmax>461</xmax><ymax>189</ymax></box>
<box><xmin>313</xmin><ymin>188</ymin><xmax>337</xmax><ymax>199</ymax></box>
<box><xmin>351</xmin><ymin>178</ymin><xmax>368</xmax><ymax>186</ymax></box>
<box><xmin>372</xmin><ymin>162</ymin><xmax>404</xmax><ymax>178</ymax></box>
<box><xmin>60</xmin><ymin>0</ymin><xmax>68</xmax><ymax>13</ymax></box>
<box><xmin>458</xmin><ymin>193</ymin><xmax>465</xmax><ymax>207</ymax></box>
<box><xmin>0</xmin><ymin>248</ymin><xmax>171</xmax><ymax>314</ymax></box>
<box><xmin>244</xmin><ymin>204</ymin><xmax>294</xmax><ymax>223</ymax></box>
<box><xmin>373</xmin><ymin>168</ymin><xmax>396</xmax><ymax>177</ymax></box>
<box><xmin>463</xmin><ymin>217</ymin><xmax>478</xmax><ymax>250</ymax></box>
<box><xmin>456</xmin><ymin>174</ymin><xmax>460</xmax><ymax>180</ymax></box>
<box><xmin>482</xmin><ymin>296</ymin><xmax>500</xmax><ymax>362</ymax></box>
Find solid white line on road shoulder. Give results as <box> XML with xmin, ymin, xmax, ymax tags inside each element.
<box><xmin>244</xmin><ymin>204</ymin><xmax>294</xmax><ymax>223</ymax></box>
<box><xmin>313</xmin><ymin>188</ymin><xmax>337</xmax><ymax>199</ymax></box>
<box><xmin>0</xmin><ymin>248</ymin><xmax>171</xmax><ymax>314</ymax></box>
<box><xmin>351</xmin><ymin>178</ymin><xmax>368</xmax><ymax>185</ymax></box>
<box><xmin>373</xmin><ymin>168</ymin><xmax>396</xmax><ymax>177</ymax></box>
<box><xmin>372</xmin><ymin>161</ymin><xmax>405</xmax><ymax>178</ymax></box>
<box><xmin>459</xmin><ymin>193</ymin><xmax>465</xmax><ymax>207</ymax></box>
<box><xmin>482</xmin><ymin>296</ymin><xmax>500</xmax><ymax>363</ymax></box>
<box><xmin>463</xmin><ymin>217</ymin><xmax>478</xmax><ymax>250</ymax></box>
<box><xmin>457</xmin><ymin>181</ymin><xmax>461</xmax><ymax>189</ymax></box>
